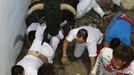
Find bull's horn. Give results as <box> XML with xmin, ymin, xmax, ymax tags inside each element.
<box><xmin>27</xmin><ymin>3</ymin><xmax>44</xmax><ymax>15</ymax></box>
<box><xmin>60</xmin><ymin>3</ymin><xmax>77</xmax><ymax>15</ymax></box>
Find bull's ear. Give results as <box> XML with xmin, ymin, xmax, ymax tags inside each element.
<box><xmin>28</xmin><ymin>3</ymin><xmax>44</xmax><ymax>15</ymax></box>
<box><xmin>60</xmin><ymin>3</ymin><xmax>77</xmax><ymax>16</ymax></box>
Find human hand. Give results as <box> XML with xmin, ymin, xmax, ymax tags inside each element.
<box><xmin>61</xmin><ymin>56</ymin><xmax>69</xmax><ymax>64</ymax></box>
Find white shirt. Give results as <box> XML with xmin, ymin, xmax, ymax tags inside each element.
<box><xmin>17</xmin><ymin>39</ymin><xmax>54</xmax><ymax>75</ymax></box>
<box><xmin>26</xmin><ymin>23</ymin><xmax>39</xmax><ymax>36</ymax></box>
<box><xmin>66</xmin><ymin>25</ymin><xmax>103</xmax><ymax>57</ymax></box>
<box><xmin>17</xmin><ymin>55</ymin><xmax>43</xmax><ymax>75</ymax></box>
<box><xmin>91</xmin><ymin>47</ymin><xmax>134</xmax><ymax>75</ymax></box>
<box><xmin>29</xmin><ymin>39</ymin><xmax>54</xmax><ymax>63</ymax></box>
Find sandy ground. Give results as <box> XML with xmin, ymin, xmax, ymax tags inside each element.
<box><xmin>16</xmin><ymin>0</ymin><xmax>134</xmax><ymax>75</ymax></box>
<box><xmin>122</xmin><ymin>0</ymin><xmax>134</xmax><ymax>10</ymax></box>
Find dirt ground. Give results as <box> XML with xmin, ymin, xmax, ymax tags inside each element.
<box><xmin>16</xmin><ymin>0</ymin><xmax>134</xmax><ymax>75</ymax></box>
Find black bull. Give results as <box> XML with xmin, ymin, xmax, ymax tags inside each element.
<box><xmin>25</xmin><ymin>0</ymin><xmax>79</xmax><ymax>44</ymax></box>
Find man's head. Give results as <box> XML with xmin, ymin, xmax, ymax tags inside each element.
<box><xmin>111</xmin><ymin>45</ymin><xmax>134</xmax><ymax>67</ymax></box>
<box><xmin>38</xmin><ymin>64</ymin><xmax>54</xmax><ymax>75</ymax></box>
<box><xmin>11</xmin><ymin>65</ymin><xmax>24</xmax><ymax>75</ymax></box>
<box><xmin>76</xmin><ymin>29</ymin><xmax>88</xmax><ymax>43</ymax></box>
<box><xmin>109</xmin><ymin>38</ymin><xmax>120</xmax><ymax>49</ymax></box>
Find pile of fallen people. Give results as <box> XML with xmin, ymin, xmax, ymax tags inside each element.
<box><xmin>11</xmin><ymin>0</ymin><xmax>134</xmax><ymax>75</ymax></box>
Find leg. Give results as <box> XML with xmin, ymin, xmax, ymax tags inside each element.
<box><xmin>74</xmin><ymin>43</ymin><xmax>86</xmax><ymax>58</ymax></box>
<box><xmin>50</xmin><ymin>30</ymin><xmax>64</xmax><ymax>51</ymax></box>
<box><xmin>92</xmin><ymin>0</ymin><xmax>105</xmax><ymax>17</ymax></box>
<box><xmin>50</xmin><ymin>36</ymin><xmax>60</xmax><ymax>52</ymax></box>
<box><xmin>111</xmin><ymin>0</ymin><xmax>121</xmax><ymax>12</ymax></box>
<box><xmin>112</xmin><ymin>0</ymin><xmax>121</xmax><ymax>6</ymax></box>
<box><xmin>84</xmin><ymin>3</ymin><xmax>92</xmax><ymax>15</ymax></box>
<box><xmin>76</xmin><ymin>0</ymin><xmax>91</xmax><ymax>18</ymax></box>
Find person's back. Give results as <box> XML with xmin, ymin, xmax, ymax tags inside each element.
<box><xmin>105</xmin><ymin>12</ymin><xmax>133</xmax><ymax>46</ymax></box>
<box><xmin>85</xmin><ymin>26</ymin><xmax>103</xmax><ymax>44</ymax></box>
<box><xmin>108</xmin><ymin>19</ymin><xmax>132</xmax><ymax>39</ymax></box>
<box><xmin>38</xmin><ymin>64</ymin><xmax>54</xmax><ymax>75</ymax></box>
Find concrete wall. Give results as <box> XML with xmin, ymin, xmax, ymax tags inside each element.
<box><xmin>0</xmin><ymin>0</ymin><xmax>30</xmax><ymax>75</ymax></box>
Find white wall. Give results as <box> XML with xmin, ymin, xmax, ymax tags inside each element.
<box><xmin>0</xmin><ymin>0</ymin><xmax>30</xmax><ymax>75</ymax></box>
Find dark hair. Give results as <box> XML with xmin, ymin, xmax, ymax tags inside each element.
<box><xmin>77</xmin><ymin>29</ymin><xmax>88</xmax><ymax>41</ymax></box>
<box><xmin>109</xmin><ymin>38</ymin><xmax>120</xmax><ymax>49</ymax></box>
<box><xmin>113</xmin><ymin>45</ymin><xmax>134</xmax><ymax>63</ymax></box>
<box><xmin>38</xmin><ymin>64</ymin><xmax>54</xmax><ymax>75</ymax></box>
<box><xmin>11</xmin><ymin>65</ymin><xmax>24</xmax><ymax>75</ymax></box>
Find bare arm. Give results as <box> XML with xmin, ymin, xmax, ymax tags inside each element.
<box><xmin>90</xmin><ymin>57</ymin><xmax>96</xmax><ymax>71</ymax></box>
<box><xmin>63</xmin><ymin>39</ymin><xmax>69</xmax><ymax>56</ymax></box>
<box><xmin>61</xmin><ymin>39</ymin><xmax>70</xmax><ymax>64</ymax></box>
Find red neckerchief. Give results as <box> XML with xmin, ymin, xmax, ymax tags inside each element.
<box><xmin>104</xmin><ymin>61</ymin><xmax>130</xmax><ymax>75</ymax></box>
<box><xmin>104</xmin><ymin>63</ymin><xmax>124</xmax><ymax>75</ymax></box>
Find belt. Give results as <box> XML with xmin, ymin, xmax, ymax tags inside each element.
<box><xmin>27</xmin><ymin>50</ymin><xmax>48</xmax><ymax>63</ymax></box>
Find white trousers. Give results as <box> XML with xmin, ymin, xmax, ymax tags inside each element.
<box><xmin>112</xmin><ymin>0</ymin><xmax>121</xmax><ymax>6</ymax></box>
<box><xmin>49</xmin><ymin>31</ymin><xmax>64</xmax><ymax>52</ymax></box>
<box><xmin>77</xmin><ymin>0</ymin><xmax>105</xmax><ymax>18</ymax></box>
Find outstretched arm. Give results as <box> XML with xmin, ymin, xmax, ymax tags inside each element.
<box><xmin>61</xmin><ymin>39</ymin><xmax>70</xmax><ymax>64</ymax></box>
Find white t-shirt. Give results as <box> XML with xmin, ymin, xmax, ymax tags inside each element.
<box><xmin>17</xmin><ymin>39</ymin><xmax>54</xmax><ymax>75</ymax></box>
<box><xmin>66</xmin><ymin>25</ymin><xmax>103</xmax><ymax>57</ymax></box>
<box><xmin>17</xmin><ymin>55</ymin><xmax>43</xmax><ymax>75</ymax></box>
<box><xmin>29</xmin><ymin>39</ymin><xmax>54</xmax><ymax>63</ymax></box>
<box><xmin>91</xmin><ymin>47</ymin><xmax>134</xmax><ymax>75</ymax></box>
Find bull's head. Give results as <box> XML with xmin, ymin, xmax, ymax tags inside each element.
<box><xmin>27</xmin><ymin>2</ymin><xmax>76</xmax><ymax>36</ymax></box>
